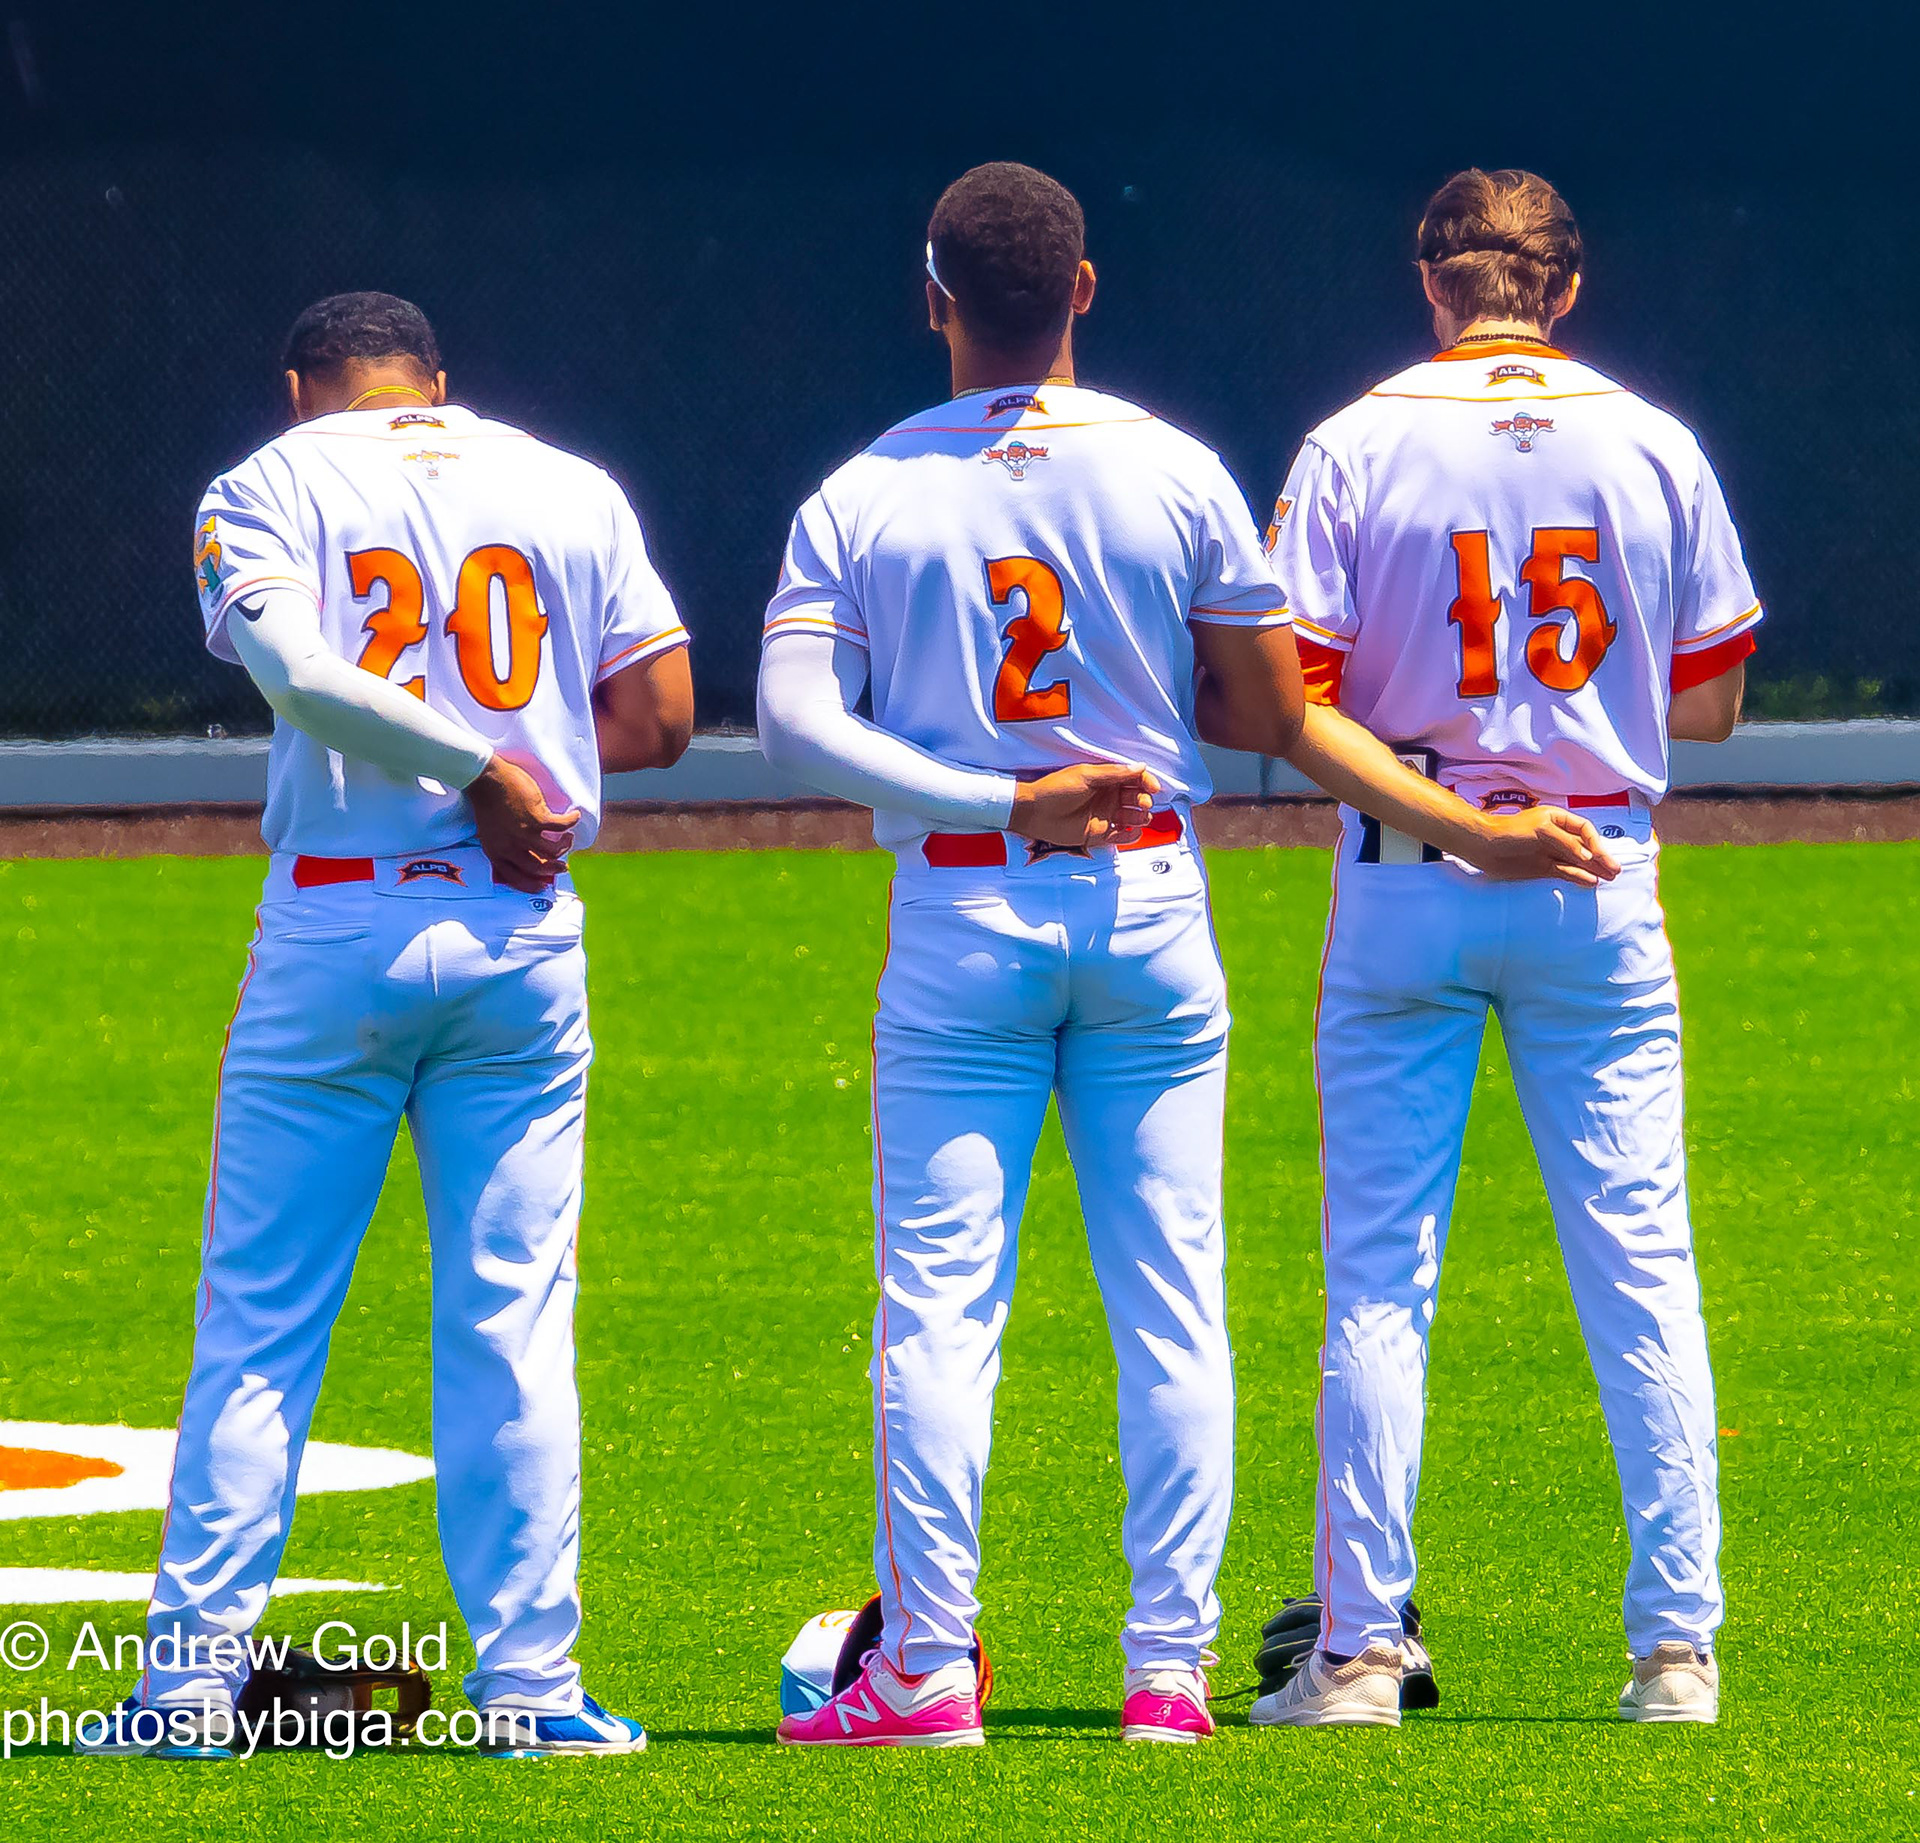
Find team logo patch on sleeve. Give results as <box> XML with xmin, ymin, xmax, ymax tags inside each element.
<box><xmin>194</xmin><ymin>516</ymin><xmax>226</xmax><ymax>602</ymax></box>
<box><xmin>1492</xmin><ymin>412</ymin><xmax>1554</xmax><ymax>452</ymax></box>
<box><xmin>397</xmin><ymin>858</ymin><xmax>466</xmax><ymax>885</ymax></box>
<box><xmin>983</xmin><ymin>440</ymin><xmax>1049</xmax><ymax>479</ymax></box>
<box><xmin>1262</xmin><ymin>495</ymin><xmax>1293</xmax><ymax>554</ymax></box>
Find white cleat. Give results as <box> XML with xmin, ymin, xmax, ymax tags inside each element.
<box><xmin>1619</xmin><ymin>1642</ymin><xmax>1719</xmax><ymax>1724</ymax></box>
<box><xmin>1249</xmin><ymin>1643</ymin><xmax>1404</xmax><ymax>1729</ymax></box>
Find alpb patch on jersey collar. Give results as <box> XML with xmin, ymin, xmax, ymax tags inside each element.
<box><xmin>1492</xmin><ymin>411</ymin><xmax>1554</xmax><ymax>452</ymax></box>
<box><xmin>983</xmin><ymin>440</ymin><xmax>1049</xmax><ymax>479</ymax></box>
<box><xmin>1488</xmin><ymin>363</ymin><xmax>1548</xmax><ymax>388</ymax></box>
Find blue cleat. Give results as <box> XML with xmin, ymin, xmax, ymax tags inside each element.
<box><xmin>477</xmin><ymin>1691</ymin><xmax>646</xmax><ymax>1757</ymax></box>
<box><xmin>73</xmin><ymin>1696</ymin><xmax>238</xmax><ymax>1761</ymax></box>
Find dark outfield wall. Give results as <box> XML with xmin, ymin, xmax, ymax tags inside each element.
<box><xmin>0</xmin><ymin>141</ymin><xmax>1912</xmax><ymax>735</ymax></box>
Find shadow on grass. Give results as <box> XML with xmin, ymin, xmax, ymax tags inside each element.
<box><xmin>647</xmin><ymin>1711</ymin><xmax>1119</xmax><ymax>1745</ymax></box>
<box><xmin>1414</xmin><ymin>1713</ymin><xmax>1617</xmax><ymax>1726</ymax></box>
<box><xmin>648</xmin><ymin>1727</ymin><xmax>780</xmax><ymax>1746</ymax></box>
<box><xmin>985</xmin><ymin>1707</ymin><xmax>1117</xmax><ymax>1737</ymax></box>
<box><xmin>1205</xmin><ymin>1709</ymin><xmax>1616</xmax><ymax>1731</ymax></box>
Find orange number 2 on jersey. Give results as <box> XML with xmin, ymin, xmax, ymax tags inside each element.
<box><xmin>1447</xmin><ymin>528</ymin><xmax>1617</xmax><ymax>698</ymax></box>
<box><xmin>350</xmin><ymin>548</ymin><xmax>429</xmax><ymax>699</ymax></box>
<box><xmin>988</xmin><ymin>555</ymin><xmax>1072</xmax><ymax>723</ymax></box>
<box><xmin>349</xmin><ymin>543</ymin><xmax>548</xmax><ymax>711</ymax></box>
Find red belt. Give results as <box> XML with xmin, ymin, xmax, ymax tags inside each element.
<box><xmin>1477</xmin><ymin>790</ymin><xmax>1632</xmax><ymax>813</ymax></box>
<box><xmin>923</xmin><ymin>808</ymin><xmax>1183</xmax><ymax>869</ymax></box>
<box><xmin>291</xmin><ymin>855</ymin><xmax>376</xmax><ymax>889</ymax></box>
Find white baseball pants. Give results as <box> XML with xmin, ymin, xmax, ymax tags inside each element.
<box><xmin>868</xmin><ymin>822</ymin><xmax>1234</xmax><ymax>1676</ymax></box>
<box><xmin>143</xmin><ymin>848</ymin><xmax>592</xmax><ymax>1714</ymax></box>
<box><xmin>1310</xmin><ymin>806</ymin><xmax>1724</xmax><ymax>1659</ymax></box>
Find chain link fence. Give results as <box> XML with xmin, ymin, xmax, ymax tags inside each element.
<box><xmin>1</xmin><ymin>142</ymin><xmax>1913</xmax><ymax>737</ymax></box>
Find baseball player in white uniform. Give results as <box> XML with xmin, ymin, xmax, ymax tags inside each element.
<box><xmin>757</xmin><ymin>164</ymin><xmax>1611</xmax><ymax>1750</ymax></box>
<box><xmin>1250</xmin><ymin>170</ymin><xmax>1760</xmax><ymax>1730</ymax></box>
<box><xmin>80</xmin><ymin>293</ymin><xmax>691</xmax><ymax>1760</ymax></box>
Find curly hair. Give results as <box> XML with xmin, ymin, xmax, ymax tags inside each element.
<box><xmin>927</xmin><ymin>163</ymin><xmax>1085</xmax><ymax>354</ymax></box>
<box><xmin>1416</xmin><ymin>169</ymin><xmax>1583</xmax><ymax>327</ymax></box>
<box><xmin>282</xmin><ymin>291</ymin><xmax>443</xmax><ymax>380</ymax></box>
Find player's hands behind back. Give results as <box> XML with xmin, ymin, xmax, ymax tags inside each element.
<box><xmin>1470</xmin><ymin>806</ymin><xmax>1621</xmax><ymax>887</ymax></box>
<box><xmin>469</xmin><ymin>753</ymin><xmax>579</xmax><ymax>892</ymax></box>
<box><xmin>1010</xmin><ymin>763</ymin><xmax>1161</xmax><ymax>850</ymax></box>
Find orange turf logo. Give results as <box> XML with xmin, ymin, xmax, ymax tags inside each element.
<box><xmin>0</xmin><ymin>1420</ymin><xmax>436</xmax><ymax>1604</ymax></box>
<box><xmin>0</xmin><ymin>1444</ymin><xmax>122</xmax><ymax>1492</ymax></box>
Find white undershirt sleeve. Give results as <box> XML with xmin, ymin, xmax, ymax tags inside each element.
<box><xmin>757</xmin><ymin>628</ymin><xmax>1017</xmax><ymax>830</ymax></box>
<box><xmin>228</xmin><ymin>587</ymin><xmax>495</xmax><ymax>791</ymax></box>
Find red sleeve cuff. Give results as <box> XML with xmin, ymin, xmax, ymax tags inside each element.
<box><xmin>1671</xmin><ymin>629</ymin><xmax>1756</xmax><ymax>694</ymax></box>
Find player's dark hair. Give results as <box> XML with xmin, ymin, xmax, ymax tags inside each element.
<box><xmin>281</xmin><ymin>291</ymin><xmax>443</xmax><ymax>380</ymax></box>
<box><xmin>927</xmin><ymin>163</ymin><xmax>1085</xmax><ymax>355</ymax></box>
<box><xmin>1417</xmin><ymin>169</ymin><xmax>1583</xmax><ymax>329</ymax></box>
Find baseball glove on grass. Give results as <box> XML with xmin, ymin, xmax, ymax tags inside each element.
<box><xmin>235</xmin><ymin>1644</ymin><xmax>432</xmax><ymax>1747</ymax></box>
<box><xmin>1255</xmin><ymin>1594</ymin><xmax>1439</xmax><ymax>1710</ymax></box>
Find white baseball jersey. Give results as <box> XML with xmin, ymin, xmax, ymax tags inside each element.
<box><xmin>763</xmin><ymin>384</ymin><xmax>1288</xmax><ymax>850</ymax></box>
<box><xmin>1270</xmin><ymin>341</ymin><xmax>1761</xmax><ymax>805</ymax></box>
<box><xmin>195</xmin><ymin>404</ymin><xmax>687</xmax><ymax>855</ymax></box>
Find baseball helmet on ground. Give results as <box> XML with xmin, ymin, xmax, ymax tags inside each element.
<box><xmin>778</xmin><ymin>1593</ymin><xmax>994</xmax><ymax>1715</ymax></box>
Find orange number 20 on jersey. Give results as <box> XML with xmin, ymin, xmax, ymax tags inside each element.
<box><xmin>350</xmin><ymin>544</ymin><xmax>549</xmax><ymax>712</ymax></box>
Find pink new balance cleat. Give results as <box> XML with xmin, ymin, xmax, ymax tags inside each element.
<box><xmin>777</xmin><ymin>1652</ymin><xmax>984</xmax><ymax>1748</ymax></box>
<box><xmin>1121</xmin><ymin>1666</ymin><xmax>1215</xmax><ymax>1744</ymax></box>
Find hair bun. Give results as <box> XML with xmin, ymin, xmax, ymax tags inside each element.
<box><xmin>1415</xmin><ymin>168</ymin><xmax>1583</xmax><ymax>324</ymax></box>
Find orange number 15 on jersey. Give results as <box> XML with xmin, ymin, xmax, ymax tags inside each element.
<box><xmin>1448</xmin><ymin>527</ymin><xmax>1618</xmax><ymax>699</ymax></box>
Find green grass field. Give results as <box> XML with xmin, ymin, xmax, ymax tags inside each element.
<box><xmin>0</xmin><ymin>842</ymin><xmax>1914</xmax><ymax>1839</ymax></box>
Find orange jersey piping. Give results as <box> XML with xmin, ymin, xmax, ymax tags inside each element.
<box><xmin>1672</xmin><ymin>602</ymin><xmax>1764</xmax><ymax>650</ymax></box>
